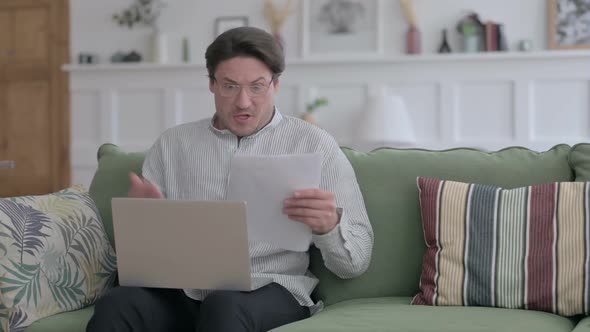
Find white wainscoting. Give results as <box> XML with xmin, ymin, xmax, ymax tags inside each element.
<box><xmin>65</xmin><ymin>51</ymin><xmax>590</xmax><ymax>187</ymax></box>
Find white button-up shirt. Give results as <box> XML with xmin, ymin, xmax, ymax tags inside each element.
<box><xmin>142</xmin><ymin>110</ymin><xmax>373</xmax><ymax>313</ymax></box>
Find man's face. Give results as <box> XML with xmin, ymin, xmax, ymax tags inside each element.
<box><xmin>210</xmin><ymin>56</ymin><xmax>279</xmax><ymax>137</ymax></box>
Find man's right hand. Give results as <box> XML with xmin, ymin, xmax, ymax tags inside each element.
<box><xmin>128</xmin><ymin>172</ymin><xmax>164</xmax><ymax>199</ymax></box>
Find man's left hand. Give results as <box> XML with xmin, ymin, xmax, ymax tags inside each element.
<box><xmin>283</xmin><ymin>188</ymin><xmax>339</xmax><ymax>235</ymax></box>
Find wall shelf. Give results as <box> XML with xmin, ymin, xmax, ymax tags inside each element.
<box><xmin>63</xmin><ymin>50</ymin><xmax>590</xmax><ymax>72</ymax></box>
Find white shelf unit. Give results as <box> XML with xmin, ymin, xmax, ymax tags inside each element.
<box><xmin>63</xmin><ymin>50</ymin><xmax>590</xmax><ymax>71</ymax></box>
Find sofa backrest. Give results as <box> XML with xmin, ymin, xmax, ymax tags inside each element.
<box><xmin>309</xmin><ymin>145</ymin><xmax>574</xmax><ymax>306</ymax></box>
<box><xmin>89</xmin><ymin>143</ymin><xmax>574</xmax><ymax>306</ymax></box>
<box><xmin>89</xmin><ymin>144</ymin><xmax>145</xmax><ymax>247</ymax></box>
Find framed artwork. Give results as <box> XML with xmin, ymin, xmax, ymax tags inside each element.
<box><xmin>548</xmin><ymin>0</ymin><xmax>590</xmax><ymax>49</ymax></box>
<box><xmin>214</xmin><ymin>16</ymin><xmax>249</xmax><ymax>38</ymax></box>
<box><xmin>301</xmin><ymin>0</ymin><xmax>384</xmax><ymax>58</ymax></box>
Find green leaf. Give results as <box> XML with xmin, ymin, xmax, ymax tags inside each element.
<box><xmin>13</xmin><ymin>286</ymin><xmax>27</xmax><ymax>306</ymax></box>
<box><xmin>97</xmin><ymin>250</ymin><xmax>117</xmax><ymax>288</ymax></box>
<box><xmin>1</xmin><ymin>268</ymin><xmax>28</xmax><ymax>282</ymax></box>
<box><xmin>0</xmin><ymin>286</ymin><xmax>21</xmax><ymax>293</ymax></box>
<box><xmin>0</xmin><ymin>200</ymin><xmax>51</xmax><ymax>264</ymax></box>
<box><xmin>55</xmin><ymin>211</ymin><xmax>104</xmax><ymax>268</ymax></box>
<box><xmin>305</xmin><ymin>97</ymin><xmax>329</xmax><ymax>113</ymax></box>
<box><xmin>9</xmin><ymin>307</ymin><xmax>28</xmax><ymax>330</ymax></box>
<box><xmin>0</xmin><ymin>260</ymin><xmax>42</xmax><ymax>307</ymax></box>
<box><xmin>46</xmin><ymin>260</ymin><xmax>85</xmax><ymax>310</ymax></box>
<box><xmin>0</xmin><ymin>306</ymin><xmax>8</xmax><ymax>329</ymax></box>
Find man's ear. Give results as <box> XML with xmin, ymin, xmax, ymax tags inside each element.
<box><xmin>209</xmin><ymin>79</ymin><xmax>215</xmax><ymax>93</ymax></box>
<box><xmin>272</xmin><ymin>78</ymin><xmax>280</xmax><ymax>92</ymax></box>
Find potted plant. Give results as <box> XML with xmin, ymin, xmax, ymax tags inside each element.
<box><xmin>302</xmin><ymin>97</ymin><xmax>328</xmax><ymax>125</ymax></box>
<box><xmin>112</xmin><ymin>0</ymin><xmax>168</xmax><ymax>63</ymax></box>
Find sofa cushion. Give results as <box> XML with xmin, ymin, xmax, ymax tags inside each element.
<box><xmin>309</xmin><ymin>145</ymin><xmax>573</xmax><ymax>306</ymax></box>
<box><xmin>573</xmin><ymin>316</ymin><xmax>590</xmax><ymax>332</ymax></box>
<box><xmin>0</xmin><ymin>186</ymin><xmax>116</xmax><ymax>331</ymax></box>
<box><xmin>413</xmin><ymin>177</ymin><xmax>589</xmax><ymax>316</ymax></box>
<box><xmin>88</xmin><ymin>144</ymin><xmax>145</xmax><ymax>248</ymax></box>
<box><xmin>24</xmin><ymin>305</ymin><xmax>93</xmax><ymax>332</ymax></box>
<box><xmin>570</xmin><ymin>143</ymin><xmax>590</xmax><ymax>182</ymax></box>
<box><xmin>272</xmin><ymin>297</ymin><xmax>577</xmax><ymax>332</ymax></box>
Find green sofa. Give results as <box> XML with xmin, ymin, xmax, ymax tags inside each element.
<box><xmin>24</xmin><ymin>142</ymin><xmax>590</xmax><ymax>332</ymax></box>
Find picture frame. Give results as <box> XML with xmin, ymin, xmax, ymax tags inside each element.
<box><xmin>301</xmin><ymin>0</ymin><xmax>384</xmax><ymax>58</ymax></box>
<box><xmin>548</xmin><ymin>0</ymin><xmax>590</xmax><ymax>49</ymax></box>
<box><xmin>214</xmin><ymin>16</ymin><xmax>249</xmax><ymax>38</ymax></box>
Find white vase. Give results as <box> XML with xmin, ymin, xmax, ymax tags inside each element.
<box><xmin>463</xmin><ymin>35</ymin><xmax>480</xmax><ymax>53</ymax></box>
<box><xmin>151</xmin><ymin>31</ymin><xmax>168</xmax><ymax>64</ymax></box>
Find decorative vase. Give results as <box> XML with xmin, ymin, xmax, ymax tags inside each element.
<box><xmin>302</xmin><ymin>113</ymin><xmax>316</xmax><ymax>125</ymax></box>
<box><xmin>273</xmin><ymin>32</ymin><xmax>285</xmax><ymax>50</ymax></box>
<box><xmin>151</xmin><ymin>30</ymin><xmax>168</xmax><ymax>64</ymax></box>
<box><xmin>406</xmin><ymin>25</ymin><xmax>421</xmax><ymax>55</ymax></box>
<box><xmin>182</xmin><ymin>37</ymin><xmax>190</xmax><ymax>63</ymax></box>
<box><xmin>497</xmin><ymin>24</ymin><xmax>508</xmax><ymax>51</ymax></box>
<box><xmin>463</xmin><ymin>35</ymin><xmax>480</xmax><ymax>53</ymax></box>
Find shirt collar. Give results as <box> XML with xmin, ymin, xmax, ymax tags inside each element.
<box><xmin>209</xmin><ymin>106</ymin><xmax>283</xmax><ymax>138</ymax></box>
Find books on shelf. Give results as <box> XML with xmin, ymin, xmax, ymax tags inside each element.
<box><xmin>485</xmin><ymin>21</ymin><xmax>508</xmax><ymax>52</ymax></box>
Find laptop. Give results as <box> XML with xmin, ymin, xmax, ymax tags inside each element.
<box><xmin>111</xmin><ymin>198</ymin><xmax>254</xmax><ymax>291</ymax></box>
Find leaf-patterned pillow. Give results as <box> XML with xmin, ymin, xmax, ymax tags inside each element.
<box><xmin>0</xmin><ymin>278</ymin><xmax>9</xmax><ymax>332</ymax></box>
<box><xmin>0</xmin><ymin>185</ymin><xmax>117</xmax><ymax>331</ymax></box>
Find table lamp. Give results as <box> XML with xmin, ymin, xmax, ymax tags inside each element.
<box><xmin>357</xmin><ymin>92</ymin><xmax>416</xmax><ymax>149</ymax></box>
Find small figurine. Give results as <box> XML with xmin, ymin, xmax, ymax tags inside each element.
<box><xmin>123</xmin><ymin>51</ymin><xmax>142</xmax><ymax>62</ymax></box>
<box><xmin>438</xmin><ymin>29</ymin><xmax>452</xmax><ymax>53</ymax></box>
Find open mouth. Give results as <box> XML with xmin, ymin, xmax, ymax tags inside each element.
<box><xmin>234</xmin><ymin>114</ymin><xmax>251</xmax><ymax>122</ymax></box>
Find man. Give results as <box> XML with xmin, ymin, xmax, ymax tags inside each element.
<box><xmin>87</xmin><ymin>26</ymin><xmax>373</xmax><ymax>332</ymax></box>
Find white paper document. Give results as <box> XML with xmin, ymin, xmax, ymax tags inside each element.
<box><xmin>226</xmin><ymin>153</ymin><xmax>322</xmax><ymax>252</ymax></box>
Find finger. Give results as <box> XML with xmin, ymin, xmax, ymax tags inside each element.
<box><xmin>286</xmin><ymin>207</ymin><xmax>339</xmax><ymax>224</ymax></box>
<box><xmin>129</xmin><ymin>172</ymin><xmax>143</xmax><ymax>187</ymax></box>
<box><xmin>128</xmin><ymin>173</ymin><xmax>145</xmax><ymax>197</ymax></box>
<box><xmin>283</xmin><ymin>198</ymin><xmax>329</xmax><ymax>210</ymax></box>
<box><xmin>128</xmin><ymin>173</ymin><xmax>163</xmax><ymax>198</ymax></box>
<box><xmin>293</xmin><ymin>188</ymin><xmax>334</xmax><ymax>200</ymax></box>
<box><xmin>147</xmin><ymin>183</ymin><xmax>165</xmax><ymax>199</ymax></box>
<box><xmin>283</xmin><ymin>207</ymin><xmax>325</xmax><ymax>219</ymax></box>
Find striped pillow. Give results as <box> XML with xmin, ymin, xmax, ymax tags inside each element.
<box><xmin>411</xmin><ymin>177</ymin><xmax>589</xmax><ymax>316</ymax></box>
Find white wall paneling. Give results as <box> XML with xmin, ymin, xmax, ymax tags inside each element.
<box><xmin>66</xmin><ymin>51</ymin><xmax>590</xmax><ymax>187</ymax></box>
<box><xmin>455</xmin><ymin>81</ymin><xmax>515</xmax><ymax>142</ymax></box>
<box><xmin>313</xmin><ymin>84</ymin><xmax>367</xmax><ymax>144</ymax></box>
<box><xmin>531</xmin><ymin>80</ymin><xmax>590</xmax><ymax>141</ymax></box>
<box><xmin>385</xmin><ymin>83</ymin><xmax>441</xmax><ymax>142</ymax></box>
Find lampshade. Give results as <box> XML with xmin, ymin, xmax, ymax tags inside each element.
<box><xmin>357</xmin><ymin>92</ymin><xmax>416</xmax><ymax>146</ymax></box>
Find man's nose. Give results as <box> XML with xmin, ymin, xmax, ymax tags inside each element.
<box><xmin>235</xmin><ymin>87</ymin><xmax>252</xmax><ymax>109</ymax></box>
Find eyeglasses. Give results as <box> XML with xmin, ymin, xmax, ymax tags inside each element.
<box><xmin>213</xmin><ymin>77</ymin><xmax>274</xmax><ymax>98</ymax></box>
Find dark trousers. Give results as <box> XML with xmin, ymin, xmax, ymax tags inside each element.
<box><xmin>86</xmin><ymin>283</ymin><xmax>310</xmax><ymax>332</ymax></box>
